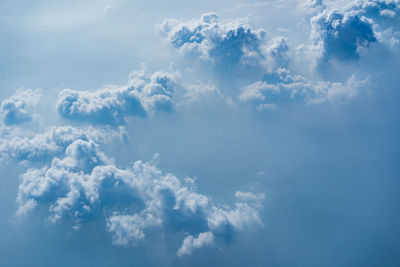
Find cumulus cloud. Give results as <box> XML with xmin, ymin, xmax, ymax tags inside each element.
<box><xmin>309</xmin><ymin>0</ymin><xmax>400</xmax><ymax>71</ymax></box>
<box><xmin>107</xmin><ymin>212</ymin><xmax>161</xmax><ymax>246</ymax></box>
<box><xmin>352</xmin><ymin>0</ymin><xmax>400</xmax><ymax>49</ymax></box>
<box><xmin>265</xmin><ymin>36</ymin><xmax>290</xmax><ymax>71</ymax></box>
<box><xmin>57</xmin><ymin>67</ymin><xmax>176</xmax><ymax>125</ymax></box>
<box><xmin>239</xmin><ymin>68</ymin><xmax>369</xmax><ymax>109</ymax></box>
<box><xmin>311</xmin><ymin>9</ymin><xmax>377</xmax><ymax>66</ymax></box>
<box><xmin>3</xmin><ymin>3</ymin><xmax>397</xmax><ymax>264</ymax></box>
<box><xmin>177</xmin><ymin>231</ymin><xmax>214</xmax><ymax>257</ymax></box>
<box><xmin>0</xmin><ymin>125</ymin><xmax>123</xmax><ymax>164</ymax></box>
<box><xmin>353</xmin><ymin>0</ymin><xmax>400</xmax><ymax>23</ymax></box>
<box><xmin>158</xmin><ymin>13</ymin><xmax>288</xmax><ymax>71</ymax></box>
<box><xmin>16</xmin><ymin>138</ymin><xmax>264</xmax><ymax>255</ymax></box>
<box><xmin>0</xmin><ymin>88</ymin><xmax>42</xmax><ymax>125</ymax></box>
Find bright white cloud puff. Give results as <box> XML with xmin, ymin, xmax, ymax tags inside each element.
<box><xmin>16</xmin><ymin>136</ymin><xmax>264</xmax><ymax>256</ymax></box>
<box><xmin>57</xmin><ymin>68</ymin><xmax>176</xmax><ymax>125</ymax></box>
<box><xmin>0</xmin><ymin>89</ymin><xmax>42</xmax><ymax>125</ymax></box>
<box><xmin>158</xmin><ymin>13</ymin><xmax>289</xmax><ymax>71</ymax></box>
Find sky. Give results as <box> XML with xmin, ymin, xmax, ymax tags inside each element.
<box><xmin>0</xmin><ymin>0</ymin><xmax>400</xmax><ymax>266</ymax></box>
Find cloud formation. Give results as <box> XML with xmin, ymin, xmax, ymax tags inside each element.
<box><xmin>310</xmin><ymin>0</ymin><xmax>400</xmax><ymax>71</ymax></box>
<box><xmin>0</xmin><ymin>89</ymin><xmax>42</xmax><ymax>125</ymax></box>
<box><xmin>177</xmin><ymin>231</ymin><xmax>215</xmax><ymax>257</ymax></box>
<box><xmin>57</xmin><ymin>68</ymin><xmax>176</xmax><ymax>125</ymax></box>
<box><xmin>0</xmin><ymin>1</ymin><xmax>399</xmax><ymax>265</ymax></box>
<box><xmin>0</xmin><ymin>125</ymin><xmax>123</xmax><ymax>164</ymax></box>
<box><xmin>353</xmin><ymin>0</ymin><xmax>400</xmax><ymax>24</ymax></box>
<box><xmin>239</xmin><ymin>68</ymin><xmax>369</xmax><ymax>109</ymax></box>
<box><xmin>311</xmin><ymin>9</ymin><xmax>376</xmax><ymax>66</ymax></box>
<box><xmin>158</xmin><ymin>13</ymin><xmax>288</xmax><ymax>71</ymax></box>
<box><xmin>16</xmin><ymin>136</ymin><xmax>264</xmax><ymax>256</ymax></box>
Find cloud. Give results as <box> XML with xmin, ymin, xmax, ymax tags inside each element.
<box><xmin>0</xmin><ymin>125</ymin><xmax>123</xmax><ymax>164</ymax></box>
<box><xmin>0</xmin><ymin>88</ymin><xmax>42</xmax><ymax>125</ymax></box>
<box><xmin>311</xmin><ymin>9</ymin><xmax>377</xmax><ymax>67</ymax></box>
<box><xmin>57</xmin><ymin>67</ymin><xmax>176</xmax><ymax>125</ymax></box>
<box><xmin>158</xmin><ymin>13</ymin><xmax>289</xmax><ymax>72</ymax></box>
<box><xmin>179</xmin><ymin>83</ymin><xmax>236</xmax><ymax>108</ymax></box>
<box><xmin>352</xmin><ymin>0</ymin><xmax>400</xmax><ymax>49</ymax></box>
<box><xmin>239</xmin><ymin>68</ymin><xmax>369</xmax><ymax>109</ymax></box>
<box><xmin>107</xmin><ymin>213</ymin><xmax>161</xmax><ymax>246</ymax></box>
<box><xmin>354</xmin><ymin>0</ymin><xmax>400</xmax><ymax>23</ymax></box>
<box><xmin>309</xmin><ymin>0</ymin><xmax>400</xmax><ymax>72</ymax></box>
<box><xmin>16</xmin><ymin>137</ymin><xmax>264</xmax><ymax>255</ymax></box>
<box><xmin>235</xmin><ymin>191</ymin><xmax>265</xmax><ymax>209</ymax></box>
<box><xmin>265</xmin><ymin>36</ymin><xmax>290</xmax><ymax>71</ymax></box>
<box><xmin>177</xmin><ymin>231</ymin><xmax>214</xmax><ymax>257</ymax></box>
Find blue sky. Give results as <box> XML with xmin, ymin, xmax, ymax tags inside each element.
<box><xmin>1</xmin><ymin>0</ymin><xmax>400</xmax><ymax>266</ymax></box>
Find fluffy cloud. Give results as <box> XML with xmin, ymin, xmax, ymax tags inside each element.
<box><xmin>353</xmin><ymin>0</ymin><xmax>400</xmax><ymax>48</ymax></box>
<box><xmin>158</xmin><ymin>13</ymin><xmax>288</xmax><ymax>71</ymax></box>
<box><xmin>310</xmin><ymin>0</ymin><xmax>400</xmax><ymax>71</ymax></box>
<box><xmin>311</xmin><ymin>9</ymin><xmax>377</xmax><ymax>66</ymax></box>
<box><xmin>354</xmin><ymin>0</ymin><xmax>400</xmax><ymax>24</ymax></box>
<box><xmin>265</xmin><ymin>36</ymin><xmax>290</xmax><ymax>71</ymax></box>
<box><xmin>239</xmin><ymin>68</ymin><xmax>369</xmax><ymax>109</ymax></box>
<box><xmin>16</xmin><ymin>137</ymin><xmax>264</xmax><ymax>255</ymax></box>
<box><xmin>0</xmin><ymin>125</ymin><xmax>123</xmax><ymax>164</ymax></box>
<box><xmin>177</xmin><ymin>231</ymin><xmax>214</xmax><ymax>257</ymax></box>
<box><xmin>0</xmin><ymin>88</ymin><xmax>42</xmax><ymax>125</ymax></box>
<box><xmin>57</xmin><ymin>68</ymin><xmax>176</xmax><ymax>125</ymax></box>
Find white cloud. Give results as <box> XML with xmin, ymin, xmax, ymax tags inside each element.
<box><xmin>239</xmin><ymin>68</ymin><xmax>369</xmax><ymax>109</ymax></box>
<box><xmin>177</xmin><ymin>231</ymin><xmax>215</xmax><ymax>257</ymax></box>
<box><xmin>158</xmin><ymin>13</ymin><xmax>289</xmax><ymax>72</ymax></box>
<box><xmin>107</xmin><ymin>212</ymin><xmax>162</xmax><ymax>246</ymax></box>
<box><xmin>57</xmin><ymin>66</ymin><xmax>176</xmax><ymax>125</ymax></box>
<box><xmin>0</xmin><ymin>88</ymin><xmax>42</xmax><ymax>125</ymax></box>
<box><xmin>307</xmin><ymin>0</ymin><xmax>400</xmax><ymax>72</ymax></box>
<box><xmin>0</xmin><ymin>125</ymin><xmax>123</xmax><ymax>164</ymax></box>
<box><xmin>16</xmin><ymin>137</ymin><xmax>264</xmax><ymax>254</ymax></box>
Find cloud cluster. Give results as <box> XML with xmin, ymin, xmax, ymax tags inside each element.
<box><xmin>0</xmin><ymin>89</ymin><xmax>42</xmax><ymax>125</ymax></box>
<box><xmin>239</xmin><ymin>68</ymin><xmax>369</xmax><ymax>109</ymax></box>
<box><xmin>9</xmin><ymin>3</ymin><xmax>399</xmax><ymax>260</ymax></box>
<box><xmin>16</xmin><ymin>134</ymin><xmax>264</xmax><ymax>256</ymax></box>
<box><xmin>312</xmin><ymin>10</ymin><xmax>376</xmax><ymax>63</ymax></box>
<box><xmin>0</xmin><ymin>125</ymin><xmax>123</xmax><ymax>164</ymax></box>
<box><xmin>158</xmin><ymin>13</ymin><xmax>288</xmax><ymax>71</ymax></box>
<box><xmin>57</xmin><ymin>68</ymin><xmax>176</xmax><ymax>125</ymax></box>
<box><xmin>354</xmin><ymin>0</ymin><xmax>400</xmax><ymax>24</ymax></box>
<box><xmin>310</xmin><ymin>0</ymin><xmax>400</xmax><ymax>70</ymax></box>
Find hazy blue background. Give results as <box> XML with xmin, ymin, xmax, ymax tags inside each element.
<box><xmin>1</xmin><ymin>0</ymin><xmax>399</xmax><ymax>266</ymax></box>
